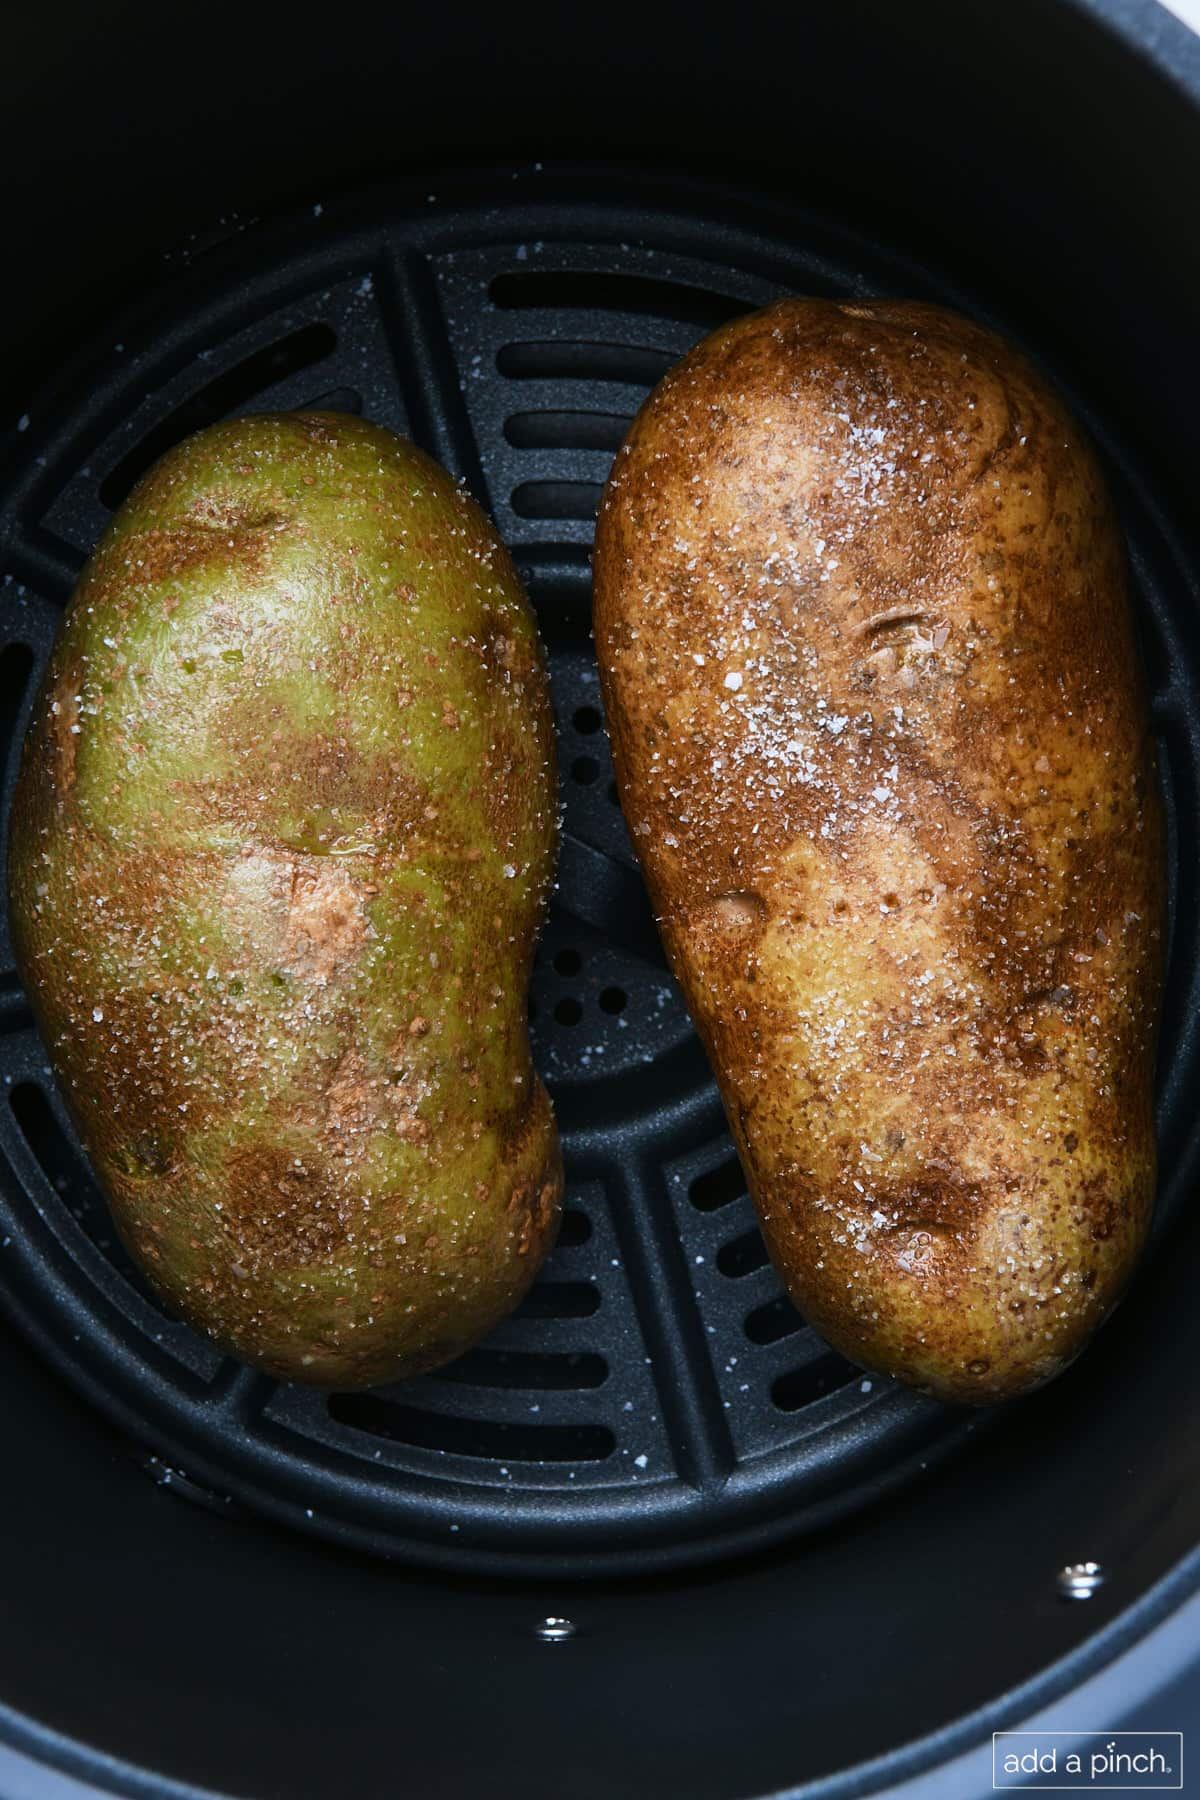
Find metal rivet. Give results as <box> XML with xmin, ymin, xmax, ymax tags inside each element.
<box><xmin>1057</xmin><ymin>1561</ymin><xmax>1106</xmax><ymax>1600</ymax></box>
<box><xmin>534</xmin><ymin>1615</ymin><xmax>576</xmax><ymax>1642</ymax></box>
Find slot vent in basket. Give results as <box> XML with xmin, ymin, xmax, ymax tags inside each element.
<box><xmin>0</xmin><ymin>642</ymin><xmax>35</xmax><ymax>760</ymax></box>
<box><xmin>496</xmin><ymin>340</ymin><xmax>675</xmax><ymax>385</ymax></box>
<box><xmin>511</xmin><ymin>480</ymin><xmax>602</xmax><ymax>521</ymax></box>
<box><xmin>717</xmin><ymin>1228</ymin><xmax>772</xmax><ymax>1280</ymax></box>
<box><xmin>690</xmin><ymin>1158</ymin><xmax>747</xmax><ymax>1214</ymax></box>
<box><xmin>513</xmin><ymin>1281</ymin><xmax>601</xmax><ymax>1320</ymax></box>
<box><xmin>328</xmin><ymin>1395</ymin><xmax>616</xmax><ymax>1464</ymax></box>
<box><xmin>504</xmin><ymin>410</ymin><xmax>632</xmax><ymax>452</ymax></box>
<box><xmin>744</xmin><ymin>1295</ymin><xmax>805</xmax><ymax>1347</ymax></box>
<box><xmin>433</xmin><ymin>1348</ymin><xmax>608</xmax><ymax>1391</ymax></box>
<box><xmin>490</xmin><ymin>270</ymin><xmax>751</xmax><ymax>328</ymax></box>
<box><xmin>773</xmin><ymin>1354</ymin><xmax>861</xmax><ymax>1413</ymax></box>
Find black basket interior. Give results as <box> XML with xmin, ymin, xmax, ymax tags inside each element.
<box><xmin>0</xmin><ymin>173</ymin><xmax>1196</xmax><ymax>1579</ymax></box>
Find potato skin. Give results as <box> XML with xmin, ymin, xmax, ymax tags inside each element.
<box><xmin>10</xmin><ymin>413</ymin><xmax>562</xmax><ymax>1388</ymax></box>
<box><xmin>594</xmin><ymin>299</ymin><xmax>1163</xmax><ymax>1405</ymax></box>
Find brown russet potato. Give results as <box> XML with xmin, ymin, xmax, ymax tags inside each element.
<box><xmin>594</xmin><ymin>298</ymin><xmax>1164</xmax><ymax>1405</ymax></box>
<box><xmin>10</xmin><ymin>412</ymin><xmax>562</xmax><ymax>1388</ymax></box>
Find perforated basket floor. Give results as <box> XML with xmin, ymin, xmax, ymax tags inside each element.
<box><xmin>0</xmin><ymin>170</ymin><xmax>1195</xmax><ymax>1576</ymax></box>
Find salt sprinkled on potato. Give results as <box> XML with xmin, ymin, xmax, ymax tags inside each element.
<box><xmin>595</xmin><ymin>299</ymin><xmax>1164</xmax><ymax>1405</ymax></box>
<box><xmin>10</xmin><ymin>412</ymin><xmax>562</xmax><ymax>1388</ymax></box>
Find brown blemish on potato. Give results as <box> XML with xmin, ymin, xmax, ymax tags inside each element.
<box><xmin>321</xmin><ymin>1048</ymin><xmax>431</xmax><ymax>1148</ymax></box>
<box><xmin>292</xmin><ymin>412</ymin><xmax>342</xmax><ymax>445</ymax></box>
<box><xmin>224</xmin><ymin>1144</ymin><xmax>349</xmax><ymax>1263</ymax></box>
<box><xmin>123</xmin><ymin>503</ymin><xmax>286</xmax><ymax>588</ymax></box>
<box><xmin>701</xmin><ymin>890</ymin><xmax>768</xmax><ymax>930</ymax></box>
<box><xmin>880</xmin><ymin>1174</ymin><xmax>983</xmax><ymax>1237</ymax></box>
<box><xmin>324</xmin><ymin>1049</ymin><xmax>380</xmax><ymax>1138</ymax></box>
<box><xmin>284</xmin><ymin>863</ymin><xmax>369</xmax><ymax>982</ymax></box>
<box><xmin>48</xmin><ymin>662</ymin><xmax>84</xmax><ymax>797</ymax></box>
<box><xmin>511</xmin><ymin>1162</ymin><xmax>564</xmax><ymax>1259</ymax></box>
<box><xmin>479</xmin><ymin>610</ymin><xmax>521</xmax><ymax>676</ymax></box>
<box><xmin>128</xmin><ymin>1131</ymin><xmax>174</xmax><ymax>1175</ymax></box>
<box><xmin>195</xmin><ymin>724</ymin><xmax>430</xmax><ymax>850</ymax></box>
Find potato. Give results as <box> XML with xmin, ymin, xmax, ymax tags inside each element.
<box><xmin>10</xmin><ymin>412</ymin><xmax>562</xmax><ymax>1388</ymax></box>
<box><xmin>594</xmin><ymin>298</ymin><xmax>1164</xmax><ymax>1405</ymax></box>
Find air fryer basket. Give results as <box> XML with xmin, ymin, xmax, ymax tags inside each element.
<box><xmin>1</xmin><ymin>4</ymin><xmax>1199</xmax><ymax>1799</ymax></box>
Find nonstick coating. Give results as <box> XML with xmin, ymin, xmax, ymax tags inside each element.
<box><xmin>0</xmin><ymin>172</ymin><xmax>1196</xmax><ymax>1583</ymax></box>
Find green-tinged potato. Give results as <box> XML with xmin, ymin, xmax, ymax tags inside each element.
<box><xmin>10</xmin><ymin>412</ymin><xmax>562</xmax><ymax>1388</ymax></box>
<box><xmin>594</xmin><ymin>298</ymin><xmax>1164</xmax><ymax>1405</ymax></box>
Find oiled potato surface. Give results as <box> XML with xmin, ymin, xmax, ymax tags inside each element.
<box><xmin>594</xmin><ymin>299</ymin><xmax>1163</xmax><ymax>1403</ymax></box>
<box><xmin>11</xmin><ymin>413</ymin><xmax>561</xmax><ymax>1387</ymax></box>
